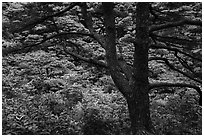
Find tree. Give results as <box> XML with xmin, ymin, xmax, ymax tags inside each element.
<box><xmin>2</xmin><ymin>2</ymin><xmax>202</xmax><ymax>134</ymax></box>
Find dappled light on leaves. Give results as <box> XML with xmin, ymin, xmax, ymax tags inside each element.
<box><xmin>2</xmin><ymin>2</ymin><xmax>201</xmax><ymax>135</ymax></box>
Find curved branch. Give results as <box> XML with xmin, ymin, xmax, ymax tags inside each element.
<box><xmin>102</xmin><ymin>2</ymin><xmax>132</xmax><ymax>96</ymax></box>
<box><xmin>151</xmin><ymin>34</ymin><xmax>201</xmax><ymax>50</ymax></box>
<box><xmin>63</xmin><ymin>45</ymin><xmax>107</xmax><ymax>68</ymax></box>
<box><xmin>148</xmin><ymin>57</ymin><xmax>202</xmax><ymax>84</ymax></box>
<box><xmin>80</xmin><ymin>3</ymin><xmax>106</xmax><ymax>49</ymax></box>
<box><xmin>149</xmin><ymin>18</ymin><xmax>202</xmax><ymax>32</ymax></box>
<box><xmin>2</xmin><ymin>32</ymin><xmax>94</xmax><ymax>56</ymax></box>
<box><xmin>174</xmin><ymin>52</ymin><xmax>196</xmax><ymax>74</ymax></box>
<box><xmin>149</xmin><ymin>82</ymin><xmax>202</xmax><ymax>105</ymax></box>
<box><xmin>150</xmin><ymin>44</ymin><xmax>201</xmax><ymax>62</ymax></box>
<box><xmin>14</xmin><ymin>3</ymin><xmax>79</xmax><ymax>32</ymax></box>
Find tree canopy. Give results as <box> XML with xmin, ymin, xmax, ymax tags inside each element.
<box><xmin>2</xmin><ymin>2</ymin><xmax>202</xmax><ymax>135</ymax></box>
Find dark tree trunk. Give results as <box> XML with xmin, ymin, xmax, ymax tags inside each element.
<box><xmin>126</xmin><ymin>3</ymin><xmax>154</xmax><ymax>134</ymax></box>
<box><xmin>102</xmin><ymin>2</ymin><xmax>154</xmax><ymax>134</ymax></box>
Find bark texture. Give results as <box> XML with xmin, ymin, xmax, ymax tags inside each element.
<box><xmin>102</xmin><ymin>2</ymin><xmax>154</xmax><ymax>134</ymax></box>
<box><xmin>128</xmin><ymin>3</ymin><xmax>154</xmax><ymax>134</ymax></box>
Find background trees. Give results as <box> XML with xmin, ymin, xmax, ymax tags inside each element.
<box><xmin>2</xmin><ymin>2</ymin><xmax>202</xmax><ymax>135</ymax></box>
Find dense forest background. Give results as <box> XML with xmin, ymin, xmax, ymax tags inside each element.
<box><xmin>2</xmin><ymin>2</ymin><xmax>202</xmax><ymax>135</ymax></box>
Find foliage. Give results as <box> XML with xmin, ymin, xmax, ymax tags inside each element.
<box><xmin>2</xmin><ymin>2</ymin><xmax>202</xmax><ymax>135</ymax></box>
<box><xmin>2</xmin><ymin>48</ymin><xmax>201</xmax><ymax>135</ymax></box>
<box><xmin>150</xmin><ymin>88</ymin><xmax>201</xmax><ymax>134</ymax></box>
<box><xmin>2</xmin><ymin>50</ymin><xmax>129</xmax><ymax>134</ymax></box>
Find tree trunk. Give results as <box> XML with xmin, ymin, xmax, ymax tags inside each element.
<box><xmin>102</xmin><ymin>2</ymin><xmax>154</xmax><ymax>134</ymax></box>
<box><xmin>126</xmin><ymin>3</ymin><xmax>153</xmax><ymax>134</ymax></box>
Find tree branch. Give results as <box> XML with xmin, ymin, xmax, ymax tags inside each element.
<box><xmin>151</xmin><ymin>34</ymin><xmax>201</xmax><ymax>51</ymax></box>
<box><xmin>149</xmin><ymin>18</ymin><xmax>202</xmax><ymax>32</ymax></box>
<box><xmin>150</xmin><ymin>44</ymin><xmax>201</xmax><ymax>62</ymax></box>
<box><xmin>80</xmin><ymin>3</ymin><xmax>106</xmax><ymax>49</ymax></box>
<box><xmin>148</xmin><ymin>57</ymin><xmax>202</xmax><ymax>84</ymax></box>
<box><xmin>63</xmin><ymin>45</ymin><xmax>107</xmax><ymax>68</ymax></box>
<box><xmin>149</xmin><ymin>82</ymin><xmax>202</xmax><ymax>105</ymax></box>
<box><xmin>174</xmin><ymin>52</ymin><xmax>196</xmax><ymax>74</ymax></box>
<box><xmin>2</xmin><ymin>32</ymin><xmax>94</xmax><ymax>56</ymax></box>
<box><xmin>14</xmin><ymin>3</ymin><xmax>79</xmax><ymax>32</ymax></box>
<box><xmin>102</xmin><ymin>2</ymin><xmax>132</xmax><ymax>96</ymax></box>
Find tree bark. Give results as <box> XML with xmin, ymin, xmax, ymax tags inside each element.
<box><xmin>102</xmin><ymin>2</ymin><xmax>154</xmax><ymax>134</ymax></box>
<box><xmin>126</xmin><ymin>2</ymin><xmax>154</xmax><ymax>134</ymax></box>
